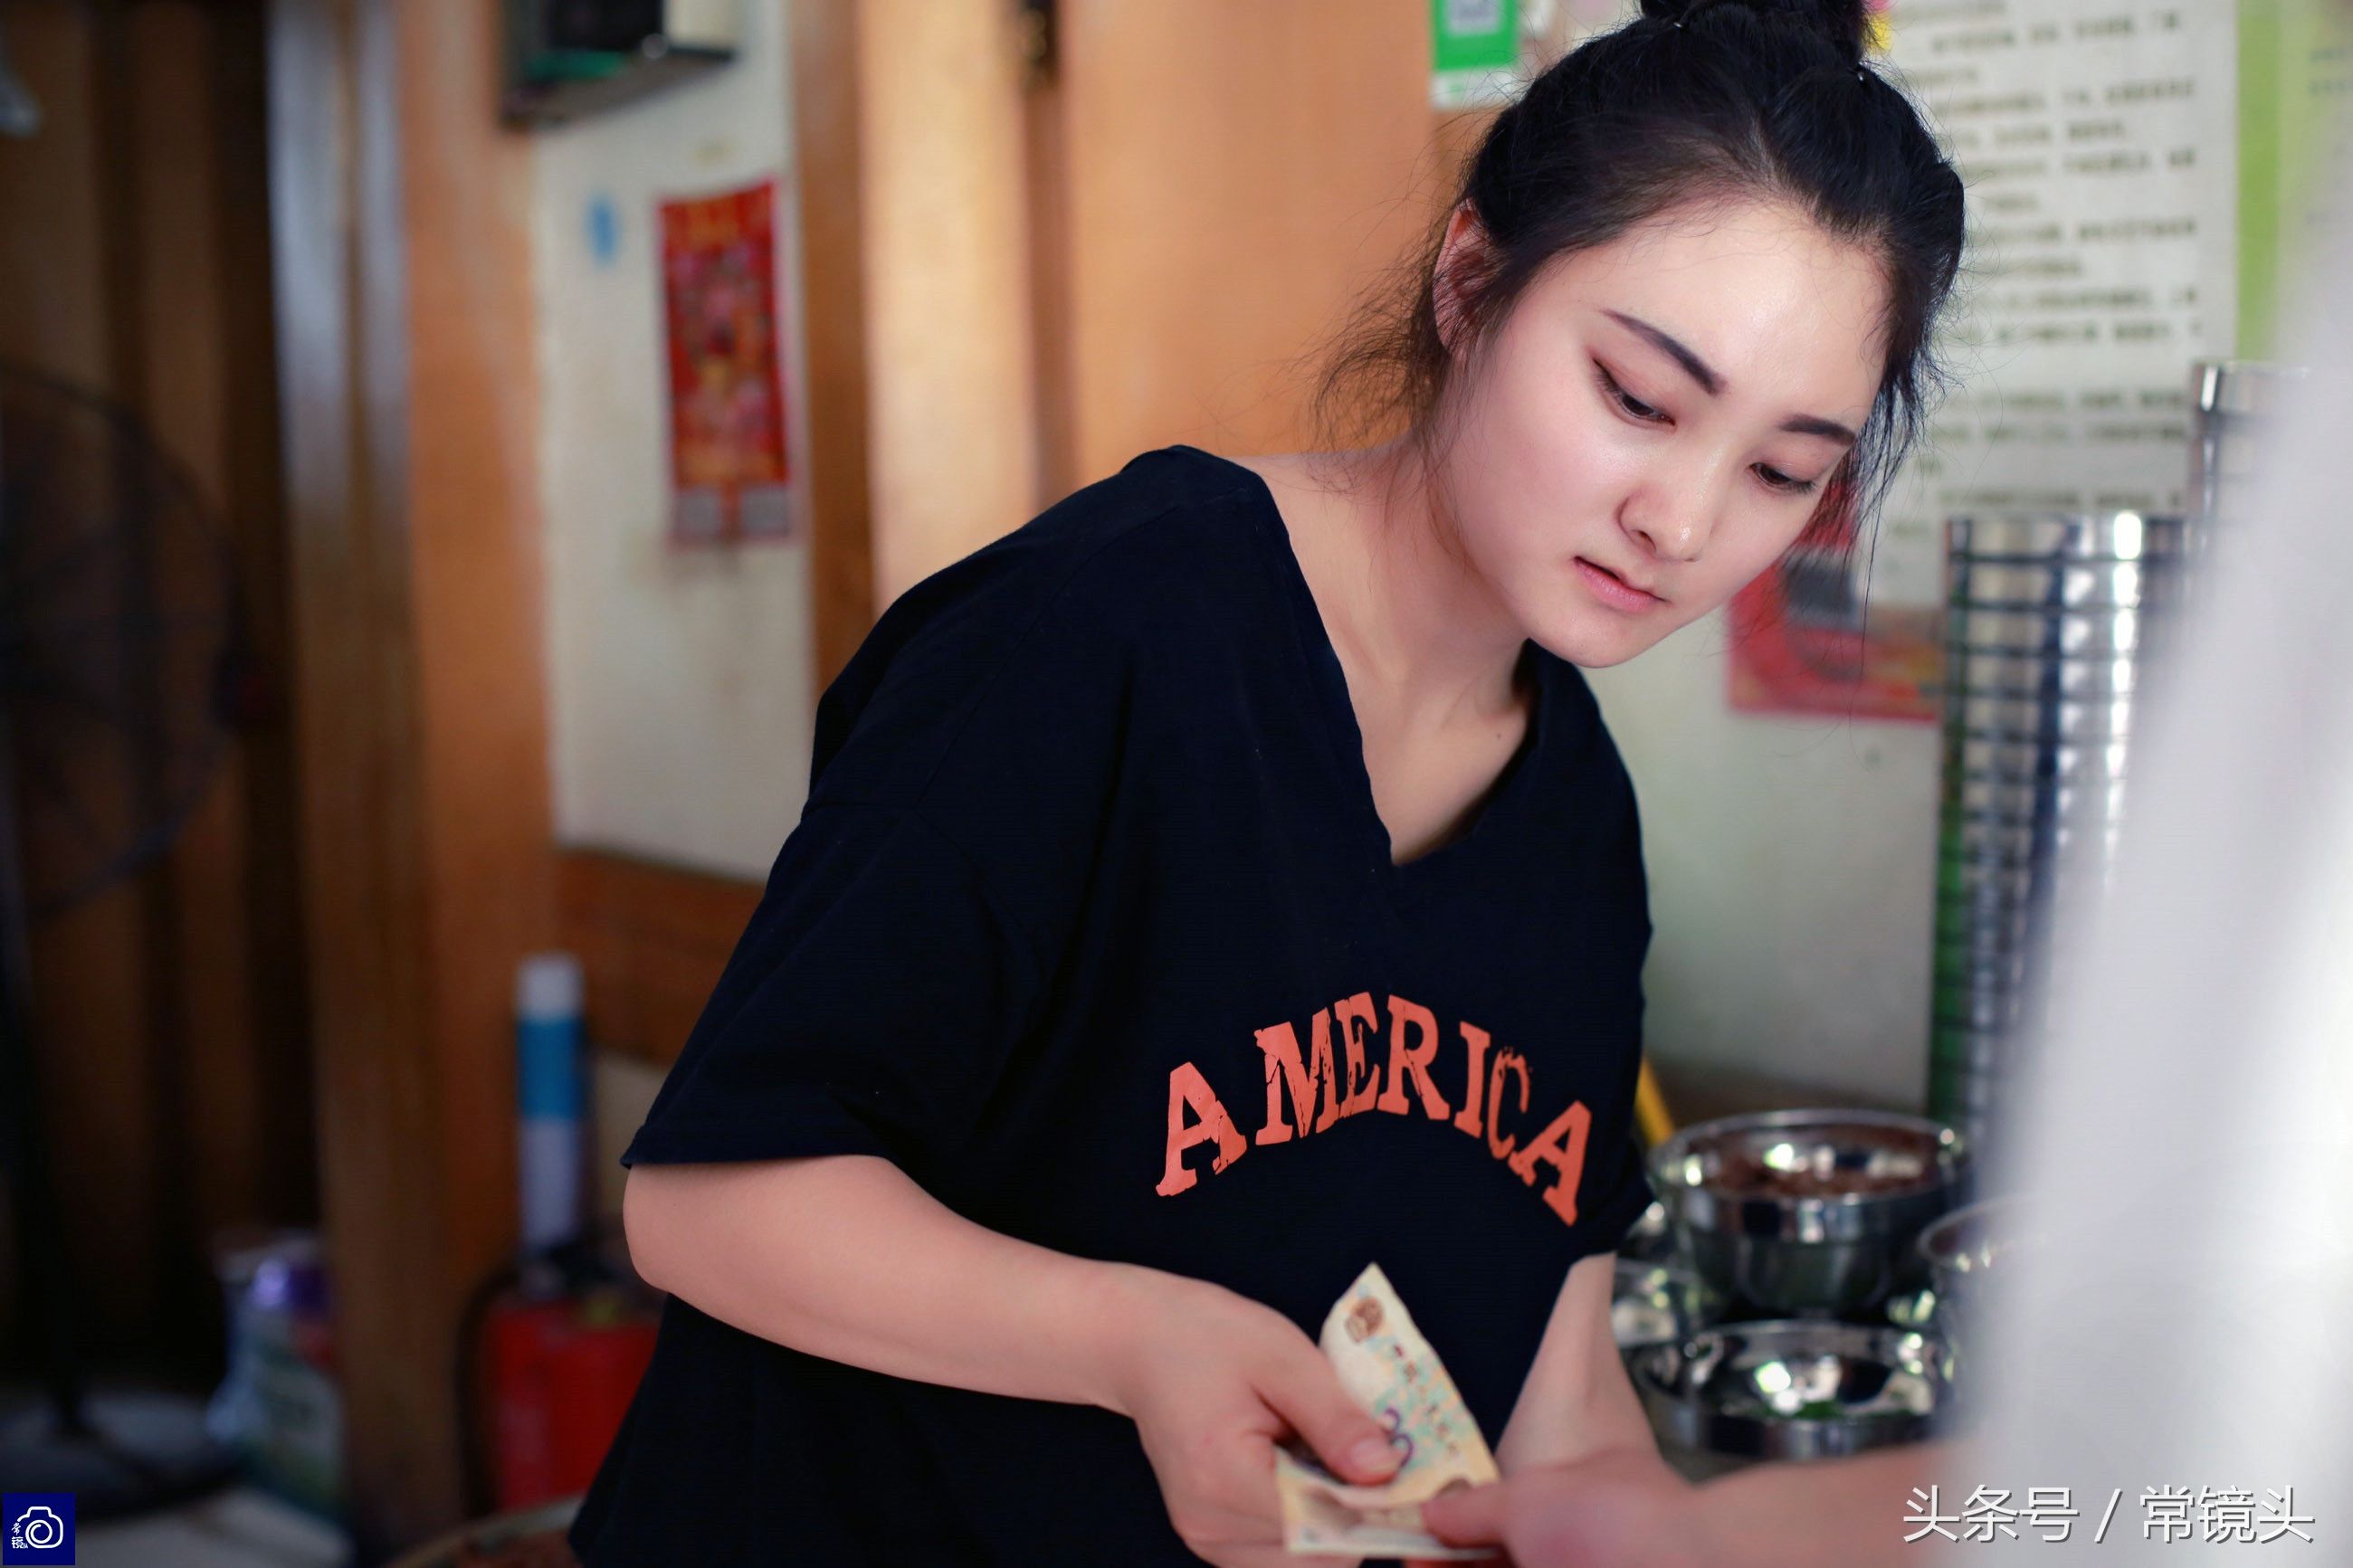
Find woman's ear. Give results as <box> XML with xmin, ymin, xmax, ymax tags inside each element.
<box><xmin>1431</xmin><ymin>202</ymin><xmax>1495</xmax><ymax>358</ymax></box>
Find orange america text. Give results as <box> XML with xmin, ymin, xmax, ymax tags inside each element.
<box><xmin>1154</xmin><ymin>991</ymin><xmax>1596</xmax><ymax>1227</ymax></box>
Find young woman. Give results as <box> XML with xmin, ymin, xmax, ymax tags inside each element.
<box><xmin>568</xmin><ymin>2</ymin><xmax>1965</xmax><ymax>1563</ymax></box>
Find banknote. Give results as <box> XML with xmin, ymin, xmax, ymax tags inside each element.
<box><xmin>1274</xmin><ymin>1263</ymin><xmax>1500</xmax><ymax>1560</ymax></box>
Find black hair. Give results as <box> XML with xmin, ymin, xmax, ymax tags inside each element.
<box><xmin>1315</xmin><ymin>0</ymin><xmax>1966</xmax><ymax>539</ymax></box>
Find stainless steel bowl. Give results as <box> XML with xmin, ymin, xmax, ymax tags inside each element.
<box><xmin>1915</xmin><ymin>1196</ymin><xmax>2033</xmax><ymax>1374</ymax></box>
<box><xmin>1612</xmin><ymin>1259</ymin><xmax>1725</xmax><ymax>1351</ymax></box>
<box><xmin>1934</xmin><ymin>950</ymin><xmax>2031</xmax><ymax>994</ymax></box>
<box><xmin>1942</xmin><ymin>649</ymin><xmax>2144</xmax><ymax>700</ymax></box>
<box><xmin>1947</xmin><ymin>511</ymin><xmax>2183</xmax><ymax>562</ymax></box>
<box><xmin>1884</xmin><ymin>1286</ymin><xmax>1939</xmax><ymax>1332</ymax></box>
<box><xmin>1919</xmin><ymin>1196</ymin><xmax>2022</xmax><ymax>1282</ymax></box>
<box><xmin>1948</xmin><ymin>814</ymin><xmax>2119</xmax><ymax>867</ymax></box>
<box><xmin>1947</xmin><ymin>606</ymin><xmax>2147</xmax><ymax>658</ymax></box>
<box><xmin>1937</xmin><ymin>849</ymin><xmax>2090</xmax><ymax>889</ymax></box>
<box><xmin>1652</xmin><ymin>1110</ymin><xmax>1971</xmax><ymax>1315</ymax></box>
<box><xmin>1951</xmin><ymin>691</ymin><xmax>2139</xmax><ymax>740</ymax></box>
<box><xmin>1617</xmin><ymin>1198</ymin><xmax>1675</xmax><ymax>1262</ymax></box>
<box><xmin>1948</xmin><ymin>559</ymin><xmax>2157</xmax><ymax>611</ymax></box>
<box><xmin>1933</xmin><ymin>885</ymin><xmax>2042</xmax><ymax>929</ymax></box>
<box><xmin>1632</xmin><ymin>1321</ymin><xmax>1952</xmax><ymax>1459</ymax></box>
<box><xmin>1955</xmin><ymin>771</ymin><xmax>2129</xmax><ymax>823</ymax></box>
<box><xmin>1933</xmin><ymin>992</ymin><xmax>2029</xmax><ymax>1033</ymax></box>
<box><xmin>1952</xmin><ymin>733</ymin><xmax>2135</xmax><ymax>784</ymax></box>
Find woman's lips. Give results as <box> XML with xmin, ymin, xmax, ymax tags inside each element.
<box><xmin>1574</xmin><ymin>556</ymin><xmax>1664</xmax><ymax>612</ymax></box>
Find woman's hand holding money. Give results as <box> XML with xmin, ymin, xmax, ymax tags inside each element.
<box><xmin>1103</xmin><ymin>1271</ymin><xmax>1405</xmax><ymax>1568</ymax></box>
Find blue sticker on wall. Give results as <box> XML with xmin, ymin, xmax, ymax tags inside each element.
<box><xmin>586</xmin><ymin>194</ymin><xmax>621</xmax><ymax>267</ymax></box>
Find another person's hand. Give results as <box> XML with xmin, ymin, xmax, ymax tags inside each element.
<box><xmin>1106</xmin><ymin>1271</ymin><xmax>1403</xmax><ymax>1568</ymax></box>
<box><xmin>1422</xmin><ymin>1446</ymin><xmax>1720</xmax><ymax>1568</ymax></box>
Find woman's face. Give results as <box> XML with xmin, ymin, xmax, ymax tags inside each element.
<box><xmin>1433</xmin><ymin>198</ymin><xmax>1891</xmax><ymax>668</ymax></box>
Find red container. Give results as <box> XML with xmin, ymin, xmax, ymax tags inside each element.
<box><xmin>483</xmin><ymin>1290</ymin><xmax>659</xmax><ymax>1508</ymax></box>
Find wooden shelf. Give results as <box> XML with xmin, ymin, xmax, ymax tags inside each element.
<box><xmin>557</xmin><ymin>850</ymin><xmax>762</xmax><ymax>1068</ymax></box>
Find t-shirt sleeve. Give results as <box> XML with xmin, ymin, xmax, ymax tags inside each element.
<box><xmin>623</xmin><ymin>803</ymin><xmax>1046</xmax><ymax>1174</ymax></box>
<box><xmin>623</xmin><ymin>554</ymin><xmax>1136</xmax><ymax>1177</ymax></box>
<box><xmin>1572</xmin><ymin>1128</ymin><xmax>1658</xmax><ymax>1258</ymax></box>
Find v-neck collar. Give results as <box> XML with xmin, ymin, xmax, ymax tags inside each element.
<box><xmin>1177</xmin><ymin>445</ymin><xmax>1553</xmax><ymax>898</ymax></box>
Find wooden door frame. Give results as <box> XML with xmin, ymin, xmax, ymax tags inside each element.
<box><xmin>269</xmin><ymin>0</ymin><xmax>452</xmax><ymax>1547</ymax></box>
<box><xmin>266</xmin><ymin>0</ymin><xmax>555</xmax><ymax>1550</ymax></box>
<box><xmin>790</xmin><ymin>0</ymin><xmax>876</xmax><ymax>695</ymax></box>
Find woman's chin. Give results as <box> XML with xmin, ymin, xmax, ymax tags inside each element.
<box><xmin>1528</xmin><ymin>615</ymin><xmax>1668</xmax><ymax>670</ymax></box>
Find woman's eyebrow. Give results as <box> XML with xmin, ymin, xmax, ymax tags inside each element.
<box><xmin>1781</xmin><ymin>413</ymin><xmax>1860</xmax><ymax>444</ymax></box>
<box><xmin>1605</xmin><ymin>309</ymin><xmax>1721</xmax><ymax>394</ymax></box>
<box><xmin>1604</xmin><ymin>308</ymin><xmax>1859</xmax><ymax>445</ymax></box>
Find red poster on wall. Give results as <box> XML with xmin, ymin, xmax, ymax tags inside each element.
<box><xmin>1727</xmin><ymin>470</ymin><xmax>1940</xmax><ymax>722</ymax></box>
<box><xmin>660</xmin><ymin>180</ymin><xmax>792</xmax><ymax>546</ymax></box>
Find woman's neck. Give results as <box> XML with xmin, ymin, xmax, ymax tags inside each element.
<box><xmin>1284</xmin><ymin>437</ymin><xmax>1529</xmax><ymax>729</ymax></box>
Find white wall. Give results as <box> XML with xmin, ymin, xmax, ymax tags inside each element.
<box><xmin>1589</xmin><ymin>640</ymin><xmax>1943</xmax><ymax>1109</ymax></box>
<box><xmin>531</xmin><ymin>0</ymin><xmax>815</xmax><ymax>879</ymax></box>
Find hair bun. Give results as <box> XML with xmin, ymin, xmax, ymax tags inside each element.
<box><xmin>1640</xmin><ymin>0</ymin><xmax>1872</xmax><ymax>61</ymax></box>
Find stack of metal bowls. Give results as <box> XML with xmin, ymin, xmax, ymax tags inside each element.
<box><xmin>1628</xmin><ymin>1110</ymin><xmax>1972</xmax><ymax>1467</ymax></box>
<box><xmin>1649</xmin><ymin>1110</ymin><xmax>1971</xmax><ymax>1316</ymax></box>
<box><xmin>1927</xmin><ymin>510</ymin><xmax>2186</xmax><ymax>1154</ymax></box>
<box><xmin>1630</xmin><ymin>1321</ymin><xmax>1952</xmax><ymax>1460</ymax></box>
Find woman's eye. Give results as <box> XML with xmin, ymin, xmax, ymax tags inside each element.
<box><xmin>1756</xmin><ymin>464</ymin><xmax>1821</xmax><ymax>495</ymax></box>
<box><xmin>1596</xmin><ymin>366</ymin><xmax>1667</xmax><ymax>423</ymax></box>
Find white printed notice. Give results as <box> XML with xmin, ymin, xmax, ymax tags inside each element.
<box><xmin>1873</xmin><ymin>0</ymin><xmax>2240</xmax><ymax>602</ymax></box>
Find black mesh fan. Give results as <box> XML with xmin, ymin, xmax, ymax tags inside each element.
<box><xmin>0</xmin><ymin>359</ymin><xmax>249</xmax><ymax>1516</ymax></box>
<box><xmin>0</xmin><ymin>362</ymin><xmax>242</xmax><ymax>913</ymax></box>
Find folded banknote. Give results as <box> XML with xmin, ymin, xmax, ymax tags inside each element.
<box><xmin>1274</xmin><ymin>1263</ymin><xmax>1499</xmax><ymax>1560</ymax></box>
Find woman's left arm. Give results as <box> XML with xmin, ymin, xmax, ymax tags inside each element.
<box><xmin>1493</xmin><ymin>1250</ymin><xmax>1653</xmax><ymax>1470</ymax></box>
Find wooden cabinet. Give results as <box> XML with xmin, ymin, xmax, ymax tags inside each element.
<box><xmin>1035</xmin><ymin>0</ymin><xmax>1437</xmax><ymax>492</ymax></box>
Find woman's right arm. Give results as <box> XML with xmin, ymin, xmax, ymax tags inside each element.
<box><xmin>623</xmin><ymin>1154</ymin><xmax>1405</xmax><ymax>1567</ymax></box>
<box><xmin>625</xmin><ymin>1153</ymin><xmax>1149</xmax><ymax>1408</ymax></box>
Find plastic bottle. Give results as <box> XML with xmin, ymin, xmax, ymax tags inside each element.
<box><xmin>515</xmin><ymin>953</ymin><xmax>586</xmax><ymax>1255</ymax></box>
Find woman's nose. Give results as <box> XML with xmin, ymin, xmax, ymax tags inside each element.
<box><xmin>1623</xmin><ymin>480</ymin><xmax>1722</xmax><ymax>564</ymax></box>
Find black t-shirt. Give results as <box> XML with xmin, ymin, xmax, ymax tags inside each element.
<box><xmin>569</xmin><ymin>445</ymin><xmax>1656</xmax><ymax>1567</ymax></box>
